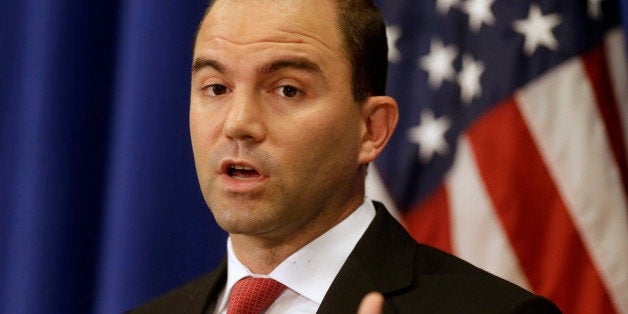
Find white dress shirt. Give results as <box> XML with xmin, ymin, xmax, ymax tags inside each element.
<box><xmin>212</xmin><ymin>198</ymin><xmax>376</xmax><ymax>314</ymax></box>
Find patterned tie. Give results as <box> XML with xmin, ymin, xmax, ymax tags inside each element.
<box><xmin>226</xmin><ymin>277</ymin><xmax>287</xmax><ymax>314</ymax></box>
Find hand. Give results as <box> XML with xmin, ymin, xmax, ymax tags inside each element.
<box><xmin>357</xmin><ymin>292</ymin><xmax>384</xmax><ymax>314</ymax></box>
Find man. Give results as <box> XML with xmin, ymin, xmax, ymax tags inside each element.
<box><xmin>131</xmin><ymin>0</ymin><xmax>561</xmax><ymax>313</ymax></box>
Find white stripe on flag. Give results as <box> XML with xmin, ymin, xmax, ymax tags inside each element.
<box><xmin>366</xmin><ymin>166</ymin><xmax>401</xmax><ymax>221</ymax></box>
<box><xmin>446</xmin><ymin>135</ymin><xmax>531</xmax><ymax>290</ymax></box>
<box><xmin>516</xmin><ymin>54</ymin><xmax>628</xmax><ymax>313</ymax></box>
<box><xmin>604</xmin><ymin>28</ymin><xmax>628</xmax><ymax>156</ymax></box>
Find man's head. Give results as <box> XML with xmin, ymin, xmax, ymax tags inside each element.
<box><xmin>190</xmin><ymin>0</ymin><xmax>398</xmax><ymax>248</ymax></box>
<box><xmin>196</xmin><ymin>0</ymin><xmax>389</xmax><ymax>103</ymax></box>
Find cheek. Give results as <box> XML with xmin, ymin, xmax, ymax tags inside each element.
<box><xmin>190</xmin><ymin>107</ymin><xmax>222</xmax><ymax>172</ymax></box>
<box><xmin>190</xmin><ymin>114</ymin><xmax>206</xmax><ymax>161</ymax></box>
<box><xmin>190</xmin><ymin>113</ymin><xmax>205</xmax><ymax>145</ymax></box>
<box><xmin>190</xmin><ymin>104</ymin><xmax>223</xmax><ymax>141</ymax></box>
<box><xmin>282</xmin><ymin>110</ymin><xmax>361</xmax><ymax>172</ymax></box>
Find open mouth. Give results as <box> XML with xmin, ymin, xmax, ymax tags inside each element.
<box><xmin>228</xmin><ymin>165</ymin><xmax>262</xmax><ymax>180</ymax></box>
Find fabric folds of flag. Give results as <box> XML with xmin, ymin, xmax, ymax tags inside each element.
<box><xmin>371</xmin><ymin>0</ymin><xmax>628</xmax><ymax>313</ymax></box>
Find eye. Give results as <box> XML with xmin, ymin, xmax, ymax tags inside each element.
<box><xmin>275</xmin><ymin>85</ymin><xmax>300</xmax><ymax>98</ymax></box>
<box><xmin>203</xmin><ymin>84</ymin><xmax>229</xmax><ymax>96</ymax></box>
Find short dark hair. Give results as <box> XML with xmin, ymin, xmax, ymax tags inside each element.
<box><xmin>334</xmin><ymin>0</ymin><xmax>388</xmax><ymax>102</ymax></box>
<box><xmin>196</xmin><ymin>0</ymin><xmax>389</xmax><ymax>102</ymax></box>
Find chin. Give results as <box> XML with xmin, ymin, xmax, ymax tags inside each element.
<box><xmin>210</xmin><ymin>206</ymin><xmax>268</xmax><ymax>234</ymax></box>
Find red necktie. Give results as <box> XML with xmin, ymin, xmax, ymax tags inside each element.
<box><xmin>226</xmin><ymin>277</ymin><xmax>287</xmax><ymax>314</ymax></box>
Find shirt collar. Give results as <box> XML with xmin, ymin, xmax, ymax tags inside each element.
<box><xmin>218</xmin><ymin>198</ymin><xmax>376</xmax><ymax>309</ymax></box>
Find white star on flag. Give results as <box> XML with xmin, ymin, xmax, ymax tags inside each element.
<box><xmin>407</xmin><ymin>110</ymin><xmax>451</xmax><ymax>162</ymax></box>
<box><xmin>458</xmin><ymin>54</ymin><xmax>485</xmax><ymax>104</ymax></box>
<box><xmin>587</xmin><ymin>0</ymin><xmax>603</xmax><ymax>20</ymax></box>
<box><xmin>436</xmin><ymin>0</ymin><xmax>460</xmax><ymax>15</ymax></box>
<box><xmin>419</xmin><ymin>39</ymin><xmax>459</xmax><ymax>89</ymax></box>
<box><xmin>461</xmin><ymin>0</ymin><xmax>496</xmax><ymax>32</ymax></box>
<box><xmin>387</xmin><ymin>25</ymin><xmax>402</xmax><ymax>63</ymax></box>
<box><xmin>512</xmin><ymin>4</ymin><xmax>562</xmax><ymax>56</ymax></box>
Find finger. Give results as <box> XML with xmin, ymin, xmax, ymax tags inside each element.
<box><xmin>357</xmin><ymin>292</ymin><xmax>385</xmax><ymax>314</ymax></box>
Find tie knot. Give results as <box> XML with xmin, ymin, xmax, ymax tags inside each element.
<box><xmin>227</xmin><ymin>277</ymin><xmax>287</xmax><ymax>314</ymax></box>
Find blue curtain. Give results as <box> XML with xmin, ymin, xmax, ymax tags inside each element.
<box><xmin>619</xmin><ymin>0</ymin><xmax>628</xmax><ymax>40</ymax></box>
<box><xmin>0</xmin><ymin>0</ymin><xmax>622</xmax><ymax>313</ymax></box>
<box><xmin>0</xmin><ymin>1</ymin><xmax>225</xmax><ymax>313</ymax></box>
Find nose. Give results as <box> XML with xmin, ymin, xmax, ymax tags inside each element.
<box><xmin>223</xmin><ymin>91</ymin><xmax>266</xmax><ymax>142</ymax></box>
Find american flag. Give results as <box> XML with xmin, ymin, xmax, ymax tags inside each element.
<box><xmin>366</xmin><ymin>0</ymin><xmax>628</xmax><ymax>313</ymax></box>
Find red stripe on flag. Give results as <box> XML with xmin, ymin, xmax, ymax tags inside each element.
<box><xmin>467</xmin><ymin>98</ymin><xmax>616</xmax><ymax>314</ymax></box>
<box><xmin>581</xmin><ymin>44</ymin><xmax>628</xmax><ymax>196</ymax></box>
<box><xmin>403</xmin><ymin>184</ymin><xmax>453</xmax><ymax>254</ymax></box>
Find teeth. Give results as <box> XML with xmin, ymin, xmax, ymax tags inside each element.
<box><xmin>230</xmin><ymin>165</ymin><xmax>253</xmax><ymax>171</ymax></box>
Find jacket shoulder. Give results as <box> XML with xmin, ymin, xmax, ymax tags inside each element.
<box><xmin>397</xmin><ymin>243</ymin><xmax>561</xmax><ymax>313</ymax></box>
<box><xmin>354</xmin><ymin>202</ymin><xmax>561</xmax><ymax>313</ymax></box>
<box><xmin>127</xmin><ymin>264</ymin><xmax>226</xmax><ymax>314</ymax></box>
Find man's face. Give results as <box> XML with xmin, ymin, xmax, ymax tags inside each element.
<box><xmin>190</xmin><ymin>0</ymin><xmax>368</xmax><ymax>241</ymax></box>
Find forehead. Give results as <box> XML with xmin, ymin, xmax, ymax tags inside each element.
<box><xmin>195</xmin><ymin>0</ymin><xmax>344</xmax><ymax>61</ymax></box>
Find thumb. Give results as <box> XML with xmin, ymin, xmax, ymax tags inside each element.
<box><xmin>357</xmin><ymin>292</ymin><xmax>384</xmax><ymax>314</ymax></box>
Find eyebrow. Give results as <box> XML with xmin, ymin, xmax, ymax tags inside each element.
<box><xmin>191</xmin><ymin>58</ymin><xmax>226</xmax><ymax>75</ymax></box>
<box><xmin>258</xmin><ymin>58</ymin><xmax>325</xmax><ymax>80</ymax></box>
<box><xmin>191</xmin><ymin>57</ymin><xmax>325</xmax><ymax>82</ymax></box>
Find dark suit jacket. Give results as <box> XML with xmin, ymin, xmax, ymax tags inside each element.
<box><xmin>129</xmin><ymin>202</ymin><xmax>562</xmax><ymax>313</ymax></box>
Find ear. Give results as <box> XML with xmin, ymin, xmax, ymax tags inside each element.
<box><xmin>358</xmin><ymin>95</ymin><xmax>399</xmax><ymax>164</ymax></box>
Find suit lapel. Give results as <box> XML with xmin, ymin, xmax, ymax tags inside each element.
<box><xmin>317</xmin><ymin>202</ymin><xmax>417</xmax><ymax>314</ymax></box>
<box><xmin>317</xmin><ymin>255</ymin><xmax>385</xmax><ymax>313</ymax></box>
<box><xmin>184</xmin><ymin>260</ymin><xmax>227</xmax><ymax>314</ymax></box>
